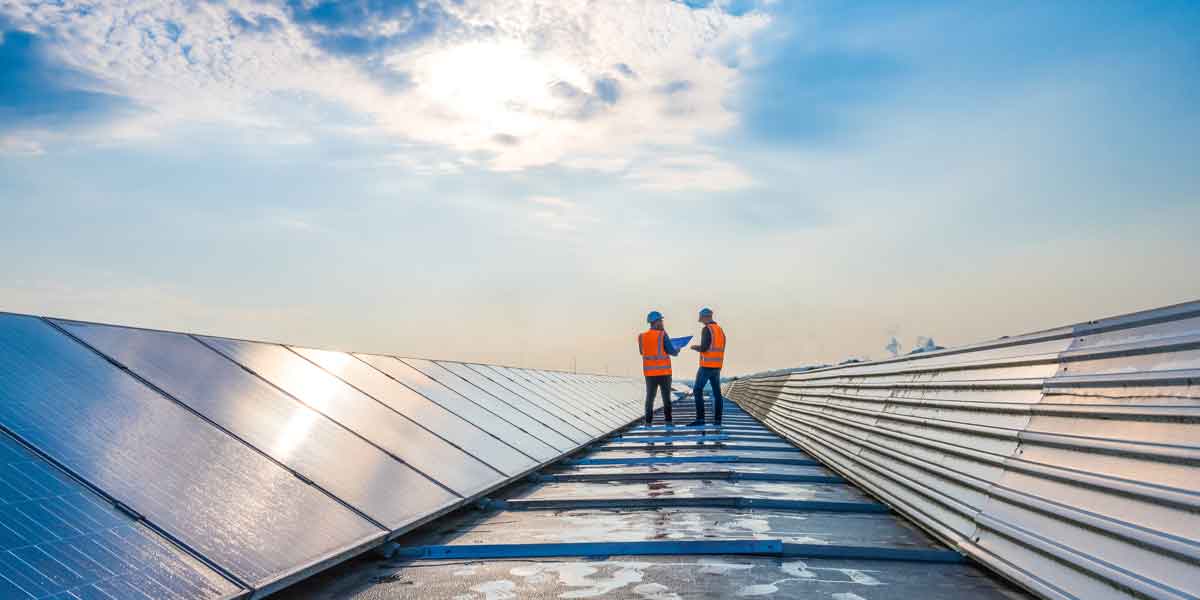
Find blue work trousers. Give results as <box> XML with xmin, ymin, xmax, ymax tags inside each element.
<box><xmin>693</xmin><ymin>367</ymin><xmax>723</xmax><ymax>423</ymax></box>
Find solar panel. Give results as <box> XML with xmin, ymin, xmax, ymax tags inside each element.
<box><xmin>589</xmin><ymin>375</ymin><xmax>643</xmax><ymax>419</ymax></box>
<box><xmin>399</xmin><ymin>358</ymin><xmax>577</xmax><ymax>453</ymax></box>
<box><xmin>517</xmin><ymin>369</ymin><xmax>629</xmax><ymax>428</ymax></box>
<box><xmin>534</xmin><ymin>371</ymin><xmax>636</xmax><ymax>424</ymax></box>
<box><xmin>550</xmin><ymin>371</ymin><xmax>638</xmax><ymax>423</ymax></box>
<box><xmin>467</xmin><ymin>364</ymin><xmax>605</xmax><ymax>437</ymax></box>
<box><xmin>434</xmin><ymin>362</ymin><xmax>592</xmax><ymax>445</ymax></box>
<box><xmin>0</xmin><ymin>430</ymin><xmax>241</xmax><ymax>600</ymax></box>
<box><xmin>357</xmin><ymin>355</ymin><xmax>558</xmax><ymax>462</ymax></box>
<box><xmin>482</xmin><ymin>366</ymin><xmax>612</xmax><ymax>434</ymax></box>
<box><xmin>488</xmin><ymin>366</ymin><xmax>615</xmax><ymax>433</ymax></box>
<box><xmin>194</xmin><ymin>337</ymin><xmax>461</xmax><ymax>521</ymax></box>
<box><xmin>0</xmin><ymin>314</ymin><xmax>381</xmax><ymax>590</ymax></box>
<box><xmin>198</xmin><ymin>338</ymin><xmax>496</xmax><ymax>499</ymax></box>
<box><xmin>54</xmin><ymin>321</ymin><xmax>444</xmax><ymax>532</ymax></box>
<box><xmin>512</xmin><ymin>368</ymin><xmax>629</xmax><ymax>429</ymax></box>
<box><xmin>597</xmin><ymin>376</ymin><xmax>642</xmax><ymax>415</ymax></box>
<box><xmin>289</xmin><ymin>347</ymin><xmax>509</xmax><ymax>494</ymax></box>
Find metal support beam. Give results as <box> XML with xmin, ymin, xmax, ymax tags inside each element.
<box><xmin>389</xmin><ymin>539</ymin><xmax>963</xmax><ymax>563</ymax></box>
<box><xmin>532</xmin><ymin>471</ymin><xmax>846</xmax><ymax>484</ymax></box>
<box><xmin>565</xmin><ymin>455</ymin><xmax>819</xmax><ymax>466</ymax></box>
<box><xmin>483</xmin><ymin>497</ymin><xmax>888</xmax><ymax>513</ymax></box>
<box><xmin>591</xmin><ymin>444</ymin><xmax>801</xmax><ymax>453</ymax></box>
<box><xmin>611</xmin><ymin>434</ymin><xmax>732</xmax><ymax>443</ymax></box>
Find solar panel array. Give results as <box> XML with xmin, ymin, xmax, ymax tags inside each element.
<box><xmin>0</xmin><ymin>312</ymin><xmax>645</xmax><ymax>599</ymax></box>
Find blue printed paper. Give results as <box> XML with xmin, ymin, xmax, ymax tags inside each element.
<box><xmin>670</xmin><ymin>336</ymin><xmax>693</xmax><ymax>352</ymax></box>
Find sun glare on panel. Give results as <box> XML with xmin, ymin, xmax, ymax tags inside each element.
<box><xmin>271</xmin><ymin>406</ymin><xmax>321</xmax><ymax>460</ymax></box>
<box><xmin>267</xmin><ymin>348</ymin><xmax>351</xmax><ymax>458</ymax></box>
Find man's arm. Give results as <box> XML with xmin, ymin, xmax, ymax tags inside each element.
<box><xmin>663</xmin><ymin>330</ymin><xmax>680</xmax><ymax>356</ymax></box>
<box><xmin>691</xmin><ymin>326</ymin><xmax>712</xmax><ymax>352</ymax></box>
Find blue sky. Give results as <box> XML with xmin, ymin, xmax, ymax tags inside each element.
<box><xmin>1</xmin><ymin>1</ymin><xmax>1198</xmax><ymax>376</ymax></box>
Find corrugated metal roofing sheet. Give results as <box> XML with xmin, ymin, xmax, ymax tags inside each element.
<box><xmin>727</xmin><ymin>300</ymin><xmax>1200</xmax><ymax>600</ymax></box>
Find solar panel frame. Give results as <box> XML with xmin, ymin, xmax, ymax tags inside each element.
<box><xmin>398</xmin><ymin>357</ymin><xmax>577</xmax><ymax>454</ymax></box>
<box><xmin>363</xmin><ymin>355</ymin><xmax>564</xmax><ymax>461</ymax></box>
<box><xmin>53</xmin><ymin>321</ymin><xmax>444</xmax><ymax>533</ymax></box>
<box><xmin>0</xmin><ymin>314</ymin><xmax>385</xmax><ymax>592</ymax></box>
<box><xmin>193</xmin><ymin>336</ymin><xmax>463</xmax><ymax>530</ymax></box>
<box><xmin>0</xmin><ymin>310</ymin><xmax>646</xmax><ymax>599</ymax></box>
<box><xmin>527</xmin><ymin>370</ymin><xmax>633</xmax><ymax>426</ymax></box>
<box><xmin>487</xmin><ymin>366</ymin><xmax>616</xmax><ymax>432</ymax></box>
<box><xmin>352</xmin><ymin>354</ymin><xmax>544</xmax><ymax>469</ymax></box>
<box><xmin>0</xmin><ymin>378</ymin><xmax>243</xmax><ymax>600</ymax></box>
<box><xmin>528</xmin><ymin>369</ymin><xmax>634</xmax><ymax>427</ymax></box>
<box><xmin>288</xmin><ymin>347</ymin><xmax>509</xmax><ymax>496</ymax></box>
<box><xmin>433</xmin><ymin>361</ymin><xmax>593</xmax><ymax>445</ymax></box>
<box><xmin>466</xmin><ymin>364</ymin><xmax>605</xmax><ymax>437</ymax></box>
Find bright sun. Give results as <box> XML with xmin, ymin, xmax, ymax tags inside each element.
<box><xmin>417</xmin><ymin>41</ymin><xmax>584</xmax><ymax>140</ymax></box>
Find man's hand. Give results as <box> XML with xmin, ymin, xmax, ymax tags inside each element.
<box><xmin>690</xmin><ymin>345</ymin><xmax>702</xmax><ymax>351</ymax></box>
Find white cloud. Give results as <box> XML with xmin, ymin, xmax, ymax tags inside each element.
<box><xmin>625</xmin><ymin>152</ymin><xmax>756</xmax><ymax>191</ymax></box>
<box><xmin>1</xmin><ymin>0</ymin><xmax>769</xmax><ymax>181</ymax></box>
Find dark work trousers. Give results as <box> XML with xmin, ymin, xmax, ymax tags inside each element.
<box><xmin>644</xmin><ymin>375</ymin><xmax>673</xmax><ymax>425</ymax></box>
<box><xmin>693</xmin><ymin>367</ymin><xmax>724</xmax><ymax>423</ymax></box>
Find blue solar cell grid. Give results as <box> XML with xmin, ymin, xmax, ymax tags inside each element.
<box><xmin>0</xmin><ymin>431</ymin><xmax>241</xmax><ymax>600</ymax></box>
<box><xmin>0</xmin><ymin>314</ymin><xmax>382</xmax><ymax>590</ymax></box>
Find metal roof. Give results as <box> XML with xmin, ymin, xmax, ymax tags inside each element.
<box><xmin>727</xmin><ymin>299</ymin><xmax>1200</xmax><ymax>600</ymax></box>
<box><xmin>279</xmin><ymin>398</ymin><xmax>1029</xmax><ymax>599</ymax></box>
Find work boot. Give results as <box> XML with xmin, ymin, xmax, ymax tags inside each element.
<box><xmin>687</xmin><ymin>419</ymin><xmax>705</xmax><ymax>427</ymax></box>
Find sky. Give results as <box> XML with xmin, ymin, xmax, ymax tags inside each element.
<box><xmin>1</xmin><ymin>0</ymin><xmax>1198</xmax><ymax>377</ymax></box>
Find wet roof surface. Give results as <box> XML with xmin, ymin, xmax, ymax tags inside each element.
<box><xmin>278</xmin><ymin>399</ymin><xmax>1032</xmax><ymax>599</ymax></box>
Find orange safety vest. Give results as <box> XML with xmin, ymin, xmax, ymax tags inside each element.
<box><xmin>638</xmin><ymin>329</ymin><xmax>672</xmax><ymax>377</ymax></box>
<box><xmin>700</xmin><ymin>322</ymin><xmax>726</xmax><ymax>369</ymax></box>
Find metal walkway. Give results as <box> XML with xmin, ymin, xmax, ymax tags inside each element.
<box><xmin>280</xmin><ymin>397</ymin><xmax>1031</xmax><ymax>599</ymax></box>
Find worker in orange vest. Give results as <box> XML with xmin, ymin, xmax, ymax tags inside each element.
<box><xmin>689</xmin><ymin>307</ymin><xmax>726</xmax><ymax>426</ymax></box>
<box><xmin>638</xmin><ymin>310</ymin><xmax>680</xmax><ymax>426</ymax></box>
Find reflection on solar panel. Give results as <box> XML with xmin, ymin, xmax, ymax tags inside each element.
<box><xmin>360</xmin><ymin>355</ymin><xmax>560</xmax><ymax>462</ymax></box>
<box><xmin>497</xmin><ymin>366</ymin><xmax>614</xmax><ymax>429</ymax></box>
<box><xmin>289</xmin><ymin>347</ymin><xmax>514</xmax><ymax>493</ymax></box>
<box><xmin>0</xmin><ymin>431</ymin><xmax>240</xmax><ymax>600</ymax></box>
<box><xmin>0</xmin><ymin>312</ymin><xmax>643</xmax><ymax>598</ymax></box>
<box><xmin>400</xmin><ymin>358</ymin><xmax>577</xmax><ymax>453</ymax></box>
<box><xmin>537</xmin><ymin>370</ymin><xmax>638</xmax><ymax>424</ymax></box>
<box><xmin>355</xmin><ymin>354</ymin><xmax>552</xmax><ymax>464</ymax></box>
<box><xmin>195</xmin><ymin>336</ymin><xmax>460</xmax><ymax>520</ymax></box>
<box><xmin>437</xmin><ymin>361</ymin><xmax>593</xmax><ymax>444</ymax></box>
<box><xmin>523</xmin><ymin>368</ymin><xmax>631</xmax><ymax>428</ymax></box>
<box><xmin>468</xmin><ymin>364</ymin><xmax>605</xmax><ymax>436</ymax></box>
<box><xmin>56</xmin><ymin>322</ymin><xmax>450</xmax><ymax>531</ymax></box>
